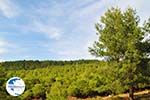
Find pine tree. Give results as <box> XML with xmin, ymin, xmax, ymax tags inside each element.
<box><xmin>89</xmin><ymin>7</ymin><xmax>150</xmax><ymax>100</ymax></box>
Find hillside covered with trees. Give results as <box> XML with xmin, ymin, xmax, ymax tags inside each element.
<box><xmin>0</xmin><ymin>60</ymin><xmax>150</xmax><ymax>100</ymax></box>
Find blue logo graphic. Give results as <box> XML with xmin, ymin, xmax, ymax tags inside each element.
<box><xmin>6</xmin><ymin>77</ymin><xmax>25</xmax><ymax>96</ymax></box>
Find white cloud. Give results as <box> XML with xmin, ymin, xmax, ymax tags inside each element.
<box><xmin>114</xmin><ymin>0</ymin><xmax>143</xmax><ymax>9</ymax></box>
<box><xmin>33</xmin><ymin>1</ymin><xmax>64</xmax><ymax>17</ymax></box>
<box><xmin>0</xmin><ymin>0</ymin><xmax>19</xmax><ymax>18</ymax></box>
<box><xmin>46</xmin><ymin>36</ymin><xmax>96</xmax><ymax>60</ymax></box>
<box><xmin>0</xmin><ymin>39</ymin><xmax>6</xmax><ymax>46</ymax></box>
<box><xmin>0</xmin><ymin>39</ymin><xmax>30</xmax><ymax>64</ymax></box>
<box><xmin>1</xmin><ymin>0</ymin><xmax>150</xmax><ymax>61</ymax></box>
<box><xmin>36</xmin><ymin>0</ymin><xmax>104</xmax><ymax>59</ymax></box>
<box><xmin>30</xmin><ymin>20</ymin><xmax>62</xmax><ymax>40</ymax></box>
<box><xmin>67</xmin><ymin>0</ymin><xmax>150</xmax><ymax>59</ymax></box>
<box><xmin>57</xmin><ymin>50</ymin><xmax>84</xmax><ymax>56</ymax></box>
<box><xmin>104</xmin><ymin>0</ymin><xmax>150</xmax><ymax>22</ymax></box>
<box><xmin>0</xmin><ymin>39</ymin><xmax>8</xmax><ymax>54</ymax></box>
<box><xmin>57</xmin><ymin>49</ymin><xmax>85</xmax><ymax>57</ymax></box>
<box><xmin>71</xmin><ymin>0</ymin><xmax>103</xmax><ymax>18</ymax></box>
<box><xmin>49</xmin><ymin>48</ymin><xmax>95</xmax><ymax>60</ymax></box>
<box><xmin>0</xmin><ymin>48</ymin><xmax>7</xmax><ymax>54</ymax></box>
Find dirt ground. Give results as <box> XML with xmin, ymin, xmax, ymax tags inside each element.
<box><xmin>68</xmin><ymin>90</ymin><xmax>150</xmax><ymax>100</ymax></box>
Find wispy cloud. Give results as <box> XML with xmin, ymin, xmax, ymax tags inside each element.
<box><xmin>104</xmin><ymin>0</ymin><xmax>150</xmax><ymax>21</ymax></box>
<box><xmin>70</xmin><ymin>0</ymin><xmax>103</xmax><ymax>19</ymax></box>
<box><xmin>28</xmin><ymin>20</ymin><xmax>62</xmax><ymax>40</ymax></box>
<box><xmin>0</xmin><ymin>48</ymin><xmax>7</xmax><ymax>54</ymax></box>
<box><xmin>0</xmin><ymin>38</ymin><xmax>32</xmax><ymax>62</ymax></box>
<box><xmin>0</xmin><ymin>0</ymin><xmax>150</xmax><ymax>61</ymax></box>
<box><xmin>0</xmin><ymin>0</ymin><xmax>19</xmax><ymax>18</ymax></box>
<box><xmin>0</xmin><ymin>39</ymin><xmax>8</xmax><ymax>54</ymax></box>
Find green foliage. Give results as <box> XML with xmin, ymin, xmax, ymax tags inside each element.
<box><xmin>21</xmin><ymin>90</ymin><xmax>33</xmax><ymax>100</ymax></box>
<box><xmin>0</xmin><ymin>60</ymin><xmax>149</xmax><ymax>99</ymax></box>
<box><xmin>89</xmin><ymin>7</ymin><xmax>146</xmax><ymax>61</ymax></box>
<box><xmin>89</xmin><ymin>7</ymin><xmax>150</xmax><ymax>94</ymax></box>
<box><xmin>32</xmin><ymin>84</ymin><xmax>45</xmax><ymax>97</ymax></box>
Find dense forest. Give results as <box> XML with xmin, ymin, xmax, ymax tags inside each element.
<box><xmin>0</xmin><ymin>60</ymin><xmax>150</xmax><ymax>100</ymax></box>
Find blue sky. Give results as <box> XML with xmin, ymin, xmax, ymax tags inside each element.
<box><xmin>0</xmin><ymin>0</ymin><xmax>150</xmax><ymax>61</ymax></box>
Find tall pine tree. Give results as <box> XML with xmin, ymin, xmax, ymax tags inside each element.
<box><xmin>89</xmin><ymin>7</ymin><xmax>150</xmax><ymax>100</ymax></box>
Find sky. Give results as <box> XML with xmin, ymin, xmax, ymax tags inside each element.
<box><xmin>0</xmin><ymin>0</ymin><xmax>150</xmax><ymax>61</ymax></box>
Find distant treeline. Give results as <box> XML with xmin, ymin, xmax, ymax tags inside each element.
<box><xmin>0</xmin><ymin>60</ymin><xmax>101</xmax><ymax>70</ymax></box>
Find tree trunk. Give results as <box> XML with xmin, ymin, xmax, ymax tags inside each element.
<box><xmin>129</xmin><ymin>86</ymin><xmax>134</xmax><ymax>100</ymax></box>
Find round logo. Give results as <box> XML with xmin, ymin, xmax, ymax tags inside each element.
<box><xmin>6</xmin><ymin>77</ymin><xmax>25</xmax><ymax>96</ymax></box>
